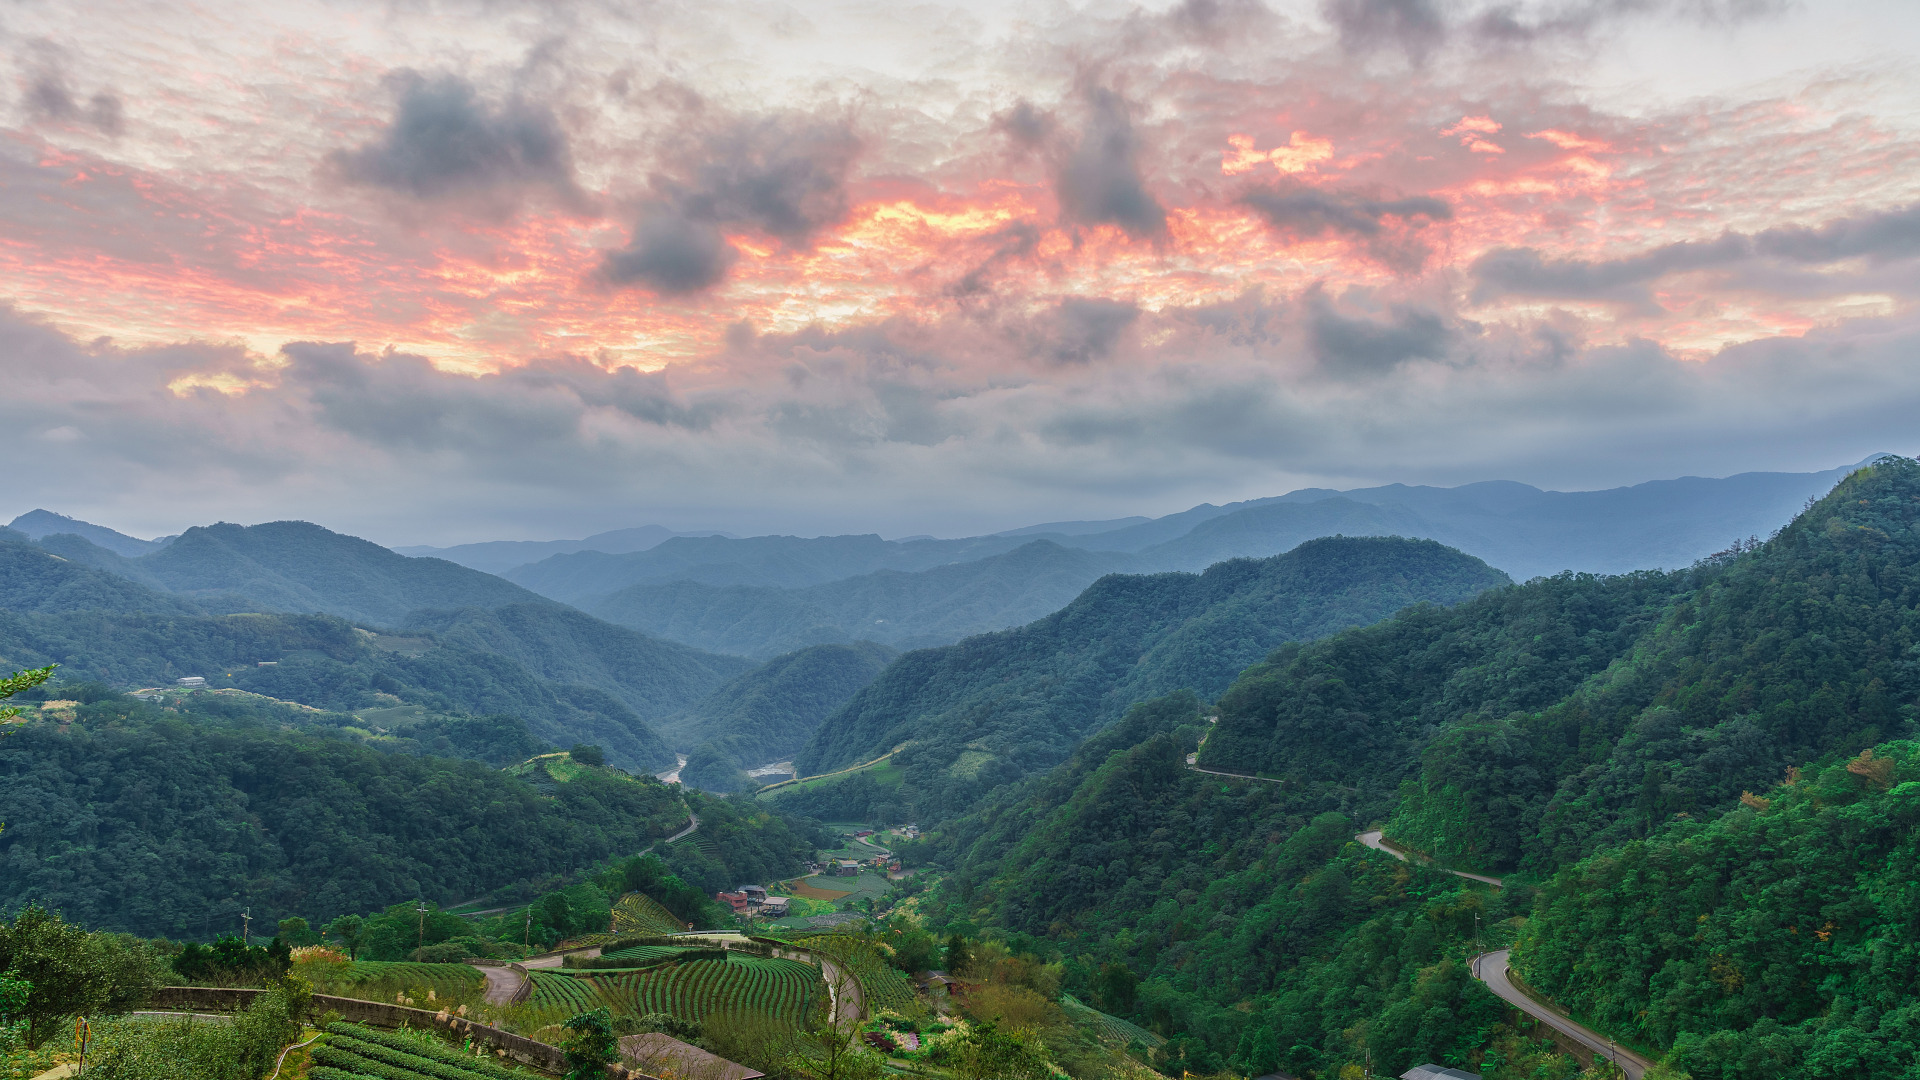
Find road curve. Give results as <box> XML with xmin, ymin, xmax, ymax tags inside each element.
<box><xmin>666</xmin><ymin>811</ymin><xmax>700</xmax><ymax>843</ymax></box>
<box><xmin>1355</xmin><ymin>830</ymin><xmax>1504</xmax><ymax>889</ymax></box>
<box><xmin>1474</xmin><ymin>950</ymin><xmax>1651</xmax><ymax>1080</ymax></box>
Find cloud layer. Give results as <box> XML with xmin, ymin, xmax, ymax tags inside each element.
<box><xmin>1</xmin><ymin>0</ymin><xmax>1917</xmax><ymax>542</ymax></box>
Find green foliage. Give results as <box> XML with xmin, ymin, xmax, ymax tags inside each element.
<box><xmin>321</xmin><ymin>1023</ymin><xmax>533</xmax><ymax>1080</ymax></box>
<box><xmin>84</xmin><ymin>982</ymin><xmax>308</xmax><ymax>1080</ymax></box>
<box><xmin>1518</xmin><ymin>740</ymin><xmax>1920</xmax><ymax>1080</ymax></box>
<box><xmin>561</xmin><ymin>1008</ymin><xmax>617</xmax><ymax>1080</ymax></box>
<box><xmin>0</xmin><ymin>665</ymin><xmax>54</xmax><ymax>723</ymax></box>
<box><xmin>0</xmin><ymin>712</ymin><xmax>692</xmax><ymax>937</ymax></box>
<box><xmin>0</xmin><ymin>905</ymin><xmax>162</xmax><ymax>1049</ymax></box>
<box><xmin>661</xmin><ymin>642</ymin><xmax>896</xmax><ymax>768</ymax></box>
<box><xmin>653</xmin><ymin>790</ymin><xmax>827</xmax><ymax>898</ymax></box>
<box><xmin>679</xmin><ymin>741</ymin><xmax>757</xmax><ymax>793</ymax></box>
<box><xmin>533</xmin><ymin>954</ymin><xmax>820</xmax><ymax>1026</ymax></box>
<box><xmin>955</xmin><ymin>1019</ymin><xmax>1051</xmax><ymax>1080</ymax></box>
<box><xmin>171</xmin><ymin>936</ymin><xmax>291</xmax><ymax>985</ymax></box>
<box><xmin>798</xmin><ymin>535</ymin><xmax>1509</xmax><ymax>820</ymax></box>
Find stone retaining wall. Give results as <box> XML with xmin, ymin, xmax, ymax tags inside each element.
<box><xmin>147</xmin><ymin>987</ymin><xmax>661</xmax><ymax>1079</ymax></box>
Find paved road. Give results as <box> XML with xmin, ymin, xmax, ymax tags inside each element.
<box><xmin>1355</xmin><ymin>830</ymin><xmax>1504</xmax><ymax>889</ymax></box>
<box><xmin>666</xmin><ymin>811</ymin><xmax>700</xmax><ymax>843</ymax></box>
<box><xmin>1474</xmin><ymin>950</ymin><xmax>1650</xmax><ymax>1079</ymax></box>
<box><xmin>820</xmin><ymin>956</ymin><xmax>864</xmax><ymax>1025</ymax></box>
<box><xmin>477</xmin><ymin>965</ymin><xmax>525</xmax><ymax>1004</ymax></box>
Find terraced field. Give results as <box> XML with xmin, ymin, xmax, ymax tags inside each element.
<box><xmin>598</xmin><ymin>944</ymin><xmax>688</xmax><ymax>963</ymax></box>
<box><xmin>302</xmin><ymin>961</ymin><xmax>485</xmax><ymax>1005</ymax></box>
<box><xmin>790</xmin><ymin>934</ymin><xmax>917</xmax><ymax>1014</ymax></box>
<box><xmin>311</xmin><ymin>1022</ymin><xmax>537</xmax><ymax>1080</ymax></box>
<box><xmin>530</xmin><ymin>955</ymin><xmax>819</xmax><ymax>1024</ymax></box>
<box><xmin>1059</xmin><ymin>994</ymin><xmax>1165</xmax><ymax>1048</ymax></box>
<box><xmin>611</xmin><ymin>891</ymin><xmax>685</xmax><ymax>934</ymax></box>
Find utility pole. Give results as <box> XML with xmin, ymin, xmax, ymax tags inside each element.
<box><xmin>1474</xmin><ymin>912</ymin><xmax>1481</xmax><ymax>952</ymax></box>
<box><xmin>416</xmin><ymin>900</ymin><xmax>429</xmax><ymax>948</ymax></box>
<box><xmin>524</xmin><ymin>908</ymin><xmax>532</xmax><ymax>950</ymax></box>
<box><xmin>241</xmin><ymin>908</ymin><xmax>252</xmax><ymax>945</ymax></box>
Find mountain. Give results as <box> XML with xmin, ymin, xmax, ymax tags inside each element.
<box><xmin>899</xmin><ymin>457</ymin><xmax>1920</xmax><ymax>1080</ymax></box>
<box><xmin>667</xmin><ymin>642</ymin><xmax>896</xmax><ymax>793</ymax></box>
<box><xmin>394</xmin><ymin>525</ymin><xmax>734</xmax><ymax>575</ymax></box>
<box><xmin>0</xmin><ymin>686</ymin><xmax>696</xmax><ymax>938</ymax></box>
<box><xmin>397</xmin><ymin>603</ymin><xmax>755</xmax><ymax>724</ymax></box>
<box><xmin>128</xmin><ymin>521</ymin><xmax>547</xmax><ymax>625</ymax></box>
<box><xmin>0</xmin><ymin>533</ymin><xmax>200</xmax><ymax>616</ymax></box>
<box><xmin>589</xmin><ymin>540</ymin><xmax>1138</xmax><ymax>658</ymax></box>
<box><xmin>6</xmin><ymin>509</ymin><xmax>170</xmax><ymax>557</ymax></box>
<box><xmin>1134</xmin><ymin>496</ymin><xmax>1433</xmax><ymax>571</ymax></box>
<box><xmin>504</xmin><ymin>531</ymin><xmax>1042</xmax><ymax>605</ymax></box>
<box><xmin>791</xmin><ymin>535</ymin><xmax>1511</xmax><ymax>820</ymax></box>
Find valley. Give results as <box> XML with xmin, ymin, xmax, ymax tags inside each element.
<box><xmin>4</xmin><ymin>456</ymin><xmax>1919</xmax><ymax>1079</ymax></box>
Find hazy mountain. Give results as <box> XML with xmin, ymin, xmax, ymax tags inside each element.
<box><xmin>505</xmin><ymin>531</ymin><xmax>1043</xmax><ymax>604</ymax></box>
<box><xmin>671</xmin><ymin>642</ymin><xmax>897</xmax><ymax>793</ymax></box>
<box><xmin>589</xmin><ymin>540</ymin><xmax>1138</xmax><ymax>658</ymax></box>
<box><xmin>399</xmin><ymin>603</ymin><xmax>754</xmax><ymax>724</ymax></box>
<box><xmin>792</xmin><ymin>536</ymin><xmax>1511</xmax><ymax>819</ymax></box>
<box><xmin>0</xmin><ymin>533</ymin><xmax>200</xmax><ymax>616</ymax></box>
<box><xmin>394</xmin><ymin>524</ymin><xmax>734</xmax><ymax>574</ymax></box>
<box><xmin>6</xmin><ymin>509</ymin><xmax>172</xmax><ymax>557</ymax></box>
<box><xmin>125</xmin><ymin>521</ymin><xmax>549</xmax><ymax>626</ymax></box>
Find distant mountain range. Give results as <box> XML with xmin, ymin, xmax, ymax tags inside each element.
<box><xmin>361</xmin><ymin>459</ymin><xmax>1869</xmax><ymax>657</ymax></box>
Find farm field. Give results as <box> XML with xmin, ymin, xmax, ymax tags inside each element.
<box><xmin>312</xmin><ymin>1021</ymin><xmax>539</xmax><ymax>1080</ymax></box>
<box><xmin>611</xmin><ymin>891</ymin><xmax>685</xmax><ymax>934</ymax></box>
<box><xmin>529</xmin><ymin>954</ymin><xmax>821</xmax><ymax>1024</ymax></box>
<box><xmin>789</xmin><ymin>934</ymin><xmax>918</xmax><ymax>1015</ymax></box>
<box><xmin>298</xmin><ymin>960</ymin><xmax>485</xmax><ymax>1006</ymax></box>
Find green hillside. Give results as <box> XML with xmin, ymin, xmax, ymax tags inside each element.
<box><xmin>910</xmin><ymin>457</ymin><xmax>1920</xmax><ymax>1079</ymax></box>
<box><xmin>0</xmin><ymin>691</ymin><xmax>693</xmax><ymax>938</ymax></box>
<box><xmin>590</xmin><ymin>541</ymin><xmax>1135</xmax><ymax>658</ymax></box>
<box><xmin>130</xmin><ymin>520</ymin><xmax>546</xmax><ymax>625</ymax></box>
<box><xmin>794</xmin><ymin>535</ymin><xmax>1511</xmax><ymax>819</ymax></box>
<box><xmin>668</xmin><ymin>641</ymin><xmax>895</xmax><ymax>786</ymax></box>
<box><xmin>0</xmin><ymin>535</ymin><xmax>200</xmax><ymax>616</ymax></box>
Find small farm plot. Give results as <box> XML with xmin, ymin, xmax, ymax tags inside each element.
<box><xmin>594</xmin><ymin>955</ymin><xmax>821</xmax><ymax>1025</ymax></box>
<box><xmin>598</xmin><ymin>944</ymin><xmax>689</xmax><ymax>964</ymax></box>
<box><xmin>303</xmin><ymin>960</ymin><xmax>485</xmax><ymax>1006</ymax></box>
<box><xmin>526</xmin><ymin>969</ymin><xmax>611</xmax><ymax>1013</ymax></box>
<box><xmin>611</xmin><ymin>891</ymin><xmax>685</xmax><ymax>935</ymax></box>
<box><xmin>311</xmin><ymin>1021</ymin><xmax>540</xmax><ymax>1080</ymax></box>
<box><xmin>792</xmin><ymin>934</ymin><xmax>918</xmax><ymax>1015</ymax></box>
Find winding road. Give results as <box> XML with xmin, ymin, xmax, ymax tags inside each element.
<box><xmin>1474</xmin><ymin>951</ymin><xmax>1650</xmax><ymax>1080</ymax></box>
<box><xmin>1355</xmin><ymin>830</ymin><xmax>1647</xmax><ymax>1076</ymax></box>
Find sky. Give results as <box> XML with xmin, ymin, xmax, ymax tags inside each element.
<box><xmin>4</xmin><ymin>0</ymin><xmax>1920</xmax><ymax>545</ymax></box>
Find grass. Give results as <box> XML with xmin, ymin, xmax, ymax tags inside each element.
<box><xmin>296</xmin><ymin>959</ymin><xmax>486</xmax><ymax>1010</ymax></box>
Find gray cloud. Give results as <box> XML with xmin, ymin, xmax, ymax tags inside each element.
<box><xmin>1324</xmin><ymin>0</ymin><xmax>1448</xmax><ymax>62</ymax></box>
<box><xmin>1055</xmin><ymin>89</ymin><xmax>1167</xmax><ymax>239</ymax></box>
<box><xmin>328</xmin><ymin>71</ymin><xmax>576</xmax><ymax>206</ymax></box>
<box><xmin>1240</xmin><ymin>183</ymin><xmax>1451</xmax><ymax>271</ymax></box>
<box><xmin>1472</xmin><ymin>201</ymin><xmax>1920</xmax><ymax>309</ymax></box>
<box><xmin>1308</xmin><ymin>292</ymin><xmax>1455</xmax><ymax>374</ymax></box>
<box><xmin>1329</xmin><ymin>0</ymin><xmax>1788</xmax><ymax>60</ymax></box>
<box><xmin>601</xmin><ymin>113</ymin><xmax>861</xmax><ymax>295</ymax></box>
<box><xmin>1032</xmin><ymin>297</ymin><xmax>1140</xmax><ymax>365</ymax></box>
<box><xmin>20</xmin><ymin>50</ymin><xmax>123</xmax><ymax>134</ymax></box>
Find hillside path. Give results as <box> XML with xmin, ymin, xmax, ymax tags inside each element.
<box><xmin>666</xmin><ymin>811</ymin><xmax>700</xmax><ymax>843</ymax></box>
<box><xmin>820</xmin><ymin>956</ymin><xmax>864</xmax><ymax>1025</ymax></box>
<box><xmin>476</xmin><ymin>965</ymin><xmax>523</xmax><ymax>1005</ymax></box>
<box><xmin>1355</xmin><ymin>830</ymin><xmax>1504</xmax><ymax>888</ymax></box>
<box><xmin>1474</xmin><ymin>950</ymin><xmax>1651</xmax><ymax>1080</ymax></box>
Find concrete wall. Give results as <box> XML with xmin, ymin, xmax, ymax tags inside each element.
<box><xmin>147</xmin><ymin>987</ymin><xmax>662</xmax><ymax>1079</ymax></box>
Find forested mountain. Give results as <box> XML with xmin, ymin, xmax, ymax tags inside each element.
<box><xmin>6</xmin><ymin>509</ymin><xmax>170</xmax><ymax>556</ymax></box>
<box><xmin>0</xmin><ymin>686</ymin><xmax>696</xmax><ymax>938</ymax></box>
<box><xmin>395</xmin><ymin>524</ymin><xmax>730</xmax><ymax>574</ymax></box>
<box><xmin>0</xmin><ymin>537</ymin><xmax>201</xmax><ymax>616</ymax></box>
<box><xmin>668</xmin><ymin>642</ymin><xmax>895</xmax><ymax>790</ymax></box>
<box><xmin>590</xmin><ymin>540</ymin><xmax>1135</xmax><ymax>658</ymax></box>
<box><xmin>504</xmin><ymin>530</ymin><xmax>1043</xmax><ymax>603</ymax></box>
<box><xmin>793</xmin><ymin>536</ymin><xmax>1510</xmax><ymax>819</ymax></box>
<box><xmin>125</xmin><ymin>521</ymin><xmax>548</xmax><ymax>625</ymax></box>
<box><xmin>905</xmin><ymin>457</ymin><xmax>1920</xmax><ymax>1079</ymax></box>
<box><xmin>397</xmin><ymin>603</ymin><xmax>753</xmax><ymax>724</ymax></box>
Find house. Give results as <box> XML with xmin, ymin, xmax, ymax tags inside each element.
<box><xmin>741</xmin><ymin>885</ymin><xmax>768</xmax><ymax>901</ymax></box>
<box><xmin>716</xmin><ymin>890</ymin><xmax>752</xmax><ymax>914</ymax></box>
<box><xmin>760</xmin><ymin>896</ymin><xmax>790</xmax><ymax>917</ymax></box>
<box><xmin>176</xmin><ymin>676</ymin><xmax>207</xmax><ymax>688</ymax></box>
<box><xmin>1401</xmin><ymin>1066</ymin><xmax>1481</xmax><ymax>1080</ymax></box>
<box><xmin>833</xmin><ymin>859</ymin><xmax>860</xmax><ymax>876</ymax></box>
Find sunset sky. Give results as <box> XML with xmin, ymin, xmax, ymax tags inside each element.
<box><xmin>5</xmin><ymin>0</ymin><xmax>1920</xmax><ymax>543</ymax></box>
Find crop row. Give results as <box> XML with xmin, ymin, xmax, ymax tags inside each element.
<box><xmin>792</xmin><ymin>935</ymin><xmax>917</xmax><ymax>1014</ymax></box>
<box><xmin>534</xmin><ymin>956</ymin><xmax>819</xmax><ymax>1024</ymax></box>
<box><xmin>611</xmin><ymin>891</ymin><xmax>684</xmax><ymax>935</ymax></box>
<box><xmin>321</xmin><ymin>962</ymin><xmax>483</xmax><ymax>992</ymax></box>
<box><xmin>322</xmin><ymin>1023</ymin><xmax>529</xmax><ymax>1080</ymax></box>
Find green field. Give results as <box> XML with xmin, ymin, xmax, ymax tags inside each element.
<box><xmin>790</xmin><ymin>934</ymin><xmax>918</xmax><ymax>1014</ymax></box>
<box><xmin>300</xmin><ymin>960</ymin><xmax>484</xmax><ymax>1006</ymax></box>
<box><xmin>312</xmin><ymin>1022</ymin><xmax>538</xmax><ymax>1080</ymax></box>
<box><xmin>530</xmin><ymin>955</ymin><xmax>820</xmax><ymax>1024</ymax></box>
<box><xmin>753</xmin><ymin>749</ymin><xmax>905</xmax><ymax>800</ymax></box>
<box><xmin>611</xmin><ymin>891</ymin><xmax>685</xmax><ymax>934</ymax></box>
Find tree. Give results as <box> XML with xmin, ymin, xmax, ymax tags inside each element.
<box><xmin>1094</xmin><ymin>961</ymin><xmax>1138</xmax><ymax>1015</ymax></box>
<box><xmin>0</xmin><ymin>665</ymin><xmax>55</xmax><ymax>724</ymax></box>
<box><xmin>783</xmin><ymin>981</ymin><xmax>883</xmax><ymax>1080</ymax></box>
<box><xmin>944</xmin><ymin>934</ymin><xmax>971</xmax><ymax>974</ymax></box>
<box><xmin>275</xmin><ymin>918</ymin><xmax>319</xmax><ymax>947</ymax></box>
<box><xmin>570</xmin><ymin>744</ymin><xmax>606</xmax><ymax>766</ymax></box>
<box><xmin>561</xmin><ymin>1007</ymin><xmax>618</xmax><ymax>1080</ymax></box>
<box><xmin>324</xmin><ymin>915</ymin><xmax>366</xmax><ymax>959</ymax></box>
<box><xmin>0</xmin><ymin>905</ymin><xmax>156</xmax><ymax>1049</ymax></box>
<box><xmin>956</xmin><ymin>1020</ymin><xmax>1051</xmax><ymax>1080</ymax></box>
